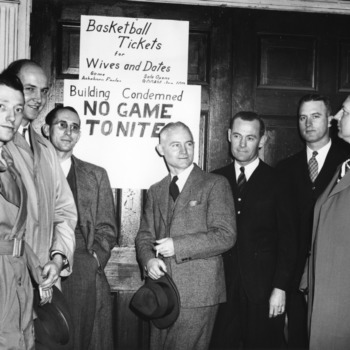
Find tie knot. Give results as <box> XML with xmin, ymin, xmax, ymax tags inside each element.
<box><xmin>171</xmin><ymin>175</ymin><xmax>178</xmax><ymax>184</ymax></box>
<box><xmin>240</xmin><ymin>166</ymin><xmax>245</xmax><ymax>174</ymax></box>
<box><xmin>312</xmin><ymin>151</ymin><xmax>318</xmax><ymax>158</ymax></box>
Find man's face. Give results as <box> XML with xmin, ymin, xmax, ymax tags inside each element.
<box><xmin>228</xmin><ymin>117</ymin><xmax>265</xmax><ymax>166</ymax></box>
<box><xmin>47</xmin><ymin>109</ymin><xmax>81</xmax><ymax>154</ymax></box>
<box><xmin>17</xmin><ymin>64</ymin><xmax>49</xmax><ymax>124</ymax></box>
<box><xmin>298</xmin><ymin>100</ymin><xmax>330</xmax><ymax>149</ymax></box>
<box><xmin>0</xmin><ymin>85</ymin><xmax>24</xmax><ymax>146</ymax></box>
<box><xmin>334</xmin><ymin>96</ymin><xmax>350</xmax><ymax>143</ymax></box>
<box><xmin>157</xmin><ymin>126</ymin><xmax>194</xmax><ymax>175</ymax></box>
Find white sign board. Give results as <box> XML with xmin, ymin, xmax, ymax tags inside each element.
<box><xmin>64</xmin><ymin>80</ymin><xmax>201</xmax><ymax>189</ymax></box>
<box><xmin>79</xmin><ymin>15</ymin><xmax>189</xmax><ymax>85</ymax></box>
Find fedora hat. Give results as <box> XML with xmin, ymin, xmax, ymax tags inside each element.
<box><xmin>130</xmin><ymin>272</ymin><xmax>180</xmax><ymax>329</ymax></box>
<box><xmin>33</xmin><ymin>285</ymin><xmax>74</xmax><ymax>350</ymax></box>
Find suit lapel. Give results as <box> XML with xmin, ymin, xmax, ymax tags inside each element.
<box><xmin>156</xmin><ymin>175</ymin><xmax>171</xmax><ymax>225</ymax></box>
<box><xmin>72</xmin><ymin>156</ymin><xmax>94</xmax><ymax>221</ymax></box>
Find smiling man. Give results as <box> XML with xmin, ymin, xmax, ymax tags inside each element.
<box><xmin>2</xmin><ymin>60</ymin><xmax>77</xmax><ymax>308</ymax></box>
<box><xmin>211</xmin><ymin>111</ymin><xmax>295</xmax><ymax>350</ymax></box>
<box><xmin>136</xmin><ymin>122</ymin><xmax>236</xmax><ymax>350</ymax></box>
<box><xmin>276</xmin><ymin>94</ymin><xmax>350</xmax><ymax>349</ymax></box>
<box><xmin>0</xmin><ymin>74</ymin><xmax>42</xmax><ymax>349</ymax></box>
<box><xmin>43</xmin><ymin>106</ymin><xmax>117</xmax><ymax>350</ymax></box>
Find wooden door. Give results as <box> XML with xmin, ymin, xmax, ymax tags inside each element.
<box><xmin>30</xmin><ymin>1</ymin><xmax>233</xmax><ymax>348</ymax></box>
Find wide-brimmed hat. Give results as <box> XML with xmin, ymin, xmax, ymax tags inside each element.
<box><xmin>33</xmin><ymin>285</ymin><xmax>74</xmax><ymax>350</ymax></box>
<box><xmin>130</xmin><ymin>272</ymin><xmax>180</xmax><ymax>329</ymax></box>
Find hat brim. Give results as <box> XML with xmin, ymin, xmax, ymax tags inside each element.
<box><xmin>151</xmin><ymin>272</ymin><xmax>180</xmax><ymax>329</ymax></box>
<box><xmin>33</xmin><ymin>285</ymin><xmax>74</xmax><ymax>349</ymax></box>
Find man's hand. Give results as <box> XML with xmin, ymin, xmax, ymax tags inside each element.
<box><xmin>40</xmin><ymin>255</ymin><xmax>63</xmax><ymax>290</ymax></box>
<box><xmin>146</xmin><ymin>258</ymin><xmax>167</xmax><ymax>280</ymax></box>
<box><xmin>154</xmin><ymin>238</ymin><xmax>175</xmax><ymax>258</ymax></box>
<box><xmin>269</xmin><ymin>288</ymin><xmax>286</xmax><ymax>318</ymax></box>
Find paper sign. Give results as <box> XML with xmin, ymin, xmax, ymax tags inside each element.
<box><xmin>79</xmin><ymin>15</ymin><xmax>189</xmax><ymax>85</ymax></box>
<box><xmin>64</xmin><ymin>80</ymin><xmax>201</xmax><ymax>189</ymax></box>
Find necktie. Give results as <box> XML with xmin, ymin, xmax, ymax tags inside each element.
<box><xmin>0</xmin><ymin>151</ymin><xmax>20</xmax><ymax>206</ymax></box>
<box><xmin>308</xmin><ymin>151</ymin><xmax>318</xmax><ymax>183</ymax></box>
<box><xmin>237</xmin><ymin>166</ymin><xmax>246</xmax><ymax>194</ymax></box>
<box><xmin>169</xmin><ymin>176</ymin><xmax>180</xmax><ymax>201</ymax></box>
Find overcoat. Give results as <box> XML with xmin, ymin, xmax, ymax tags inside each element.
<box><xmin>5</xmin><ymin>129</ymin><xmax>76</xmax><ymax>275</ymax></box>
<box><xmin>0</xmin><ymin>149</ymin><xmax>41</xmax><ymax>350</ymax></box>
<box><xmin>61</xmin><ymin>156</ymin><xmax>117</xmax><ymax>350</ymax></box>
<box><xmin>307</xmin><ymin>162</ymin><xmax>350</xmax><ymax>349</ymax></box>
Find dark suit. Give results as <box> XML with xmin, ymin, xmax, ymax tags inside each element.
<box><xmin>211</xmin><ymin>160</ymin><xmax>295</xmax><ymax>349</ymax></box>
<box><xmin>136</xmin><ymin>164</ymin><xmax>236</xmax><ymax>350</ymax></box>
<box><xmin>276</xmin><ymin>140</ymin><xmax>350</xmax><ymax>349</ymax></box>
<box><xmin>61</xmin><ymin>156</ymin><xmax>118</xmax><ymax>350</ymax></box>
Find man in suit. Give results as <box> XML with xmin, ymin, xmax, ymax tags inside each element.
<box><xmin>0</xmin><ymin>73</ymin><xmax>42</xmax><ymax>349</ymax></box>
<box><xmin>43</xmin><ymin>106</ymin><xmax>118</xmax><ymax>350</ymax></box>
<box><xmin>211</xmin><ymin>111</ymin><xmax>295</xmax><ymax>349</ymax></box>
<box><xmin>3</xmin><ymin>60</ymin><xmax>77</xmax><ymax>300</ymax></box>
<box><xmin>276</xmin><ymin>94</ymin><xmax>350</xmax><ymax>349</ymax></box>
<box><xmin>135</xmin><ymin>121</ymin><xmax>236</xmax><ymax>350</ymax></box>
<box><xmin>301</xmin><ymin>95</ymin><xmax>350</xmax><ymax>349</ymax></box>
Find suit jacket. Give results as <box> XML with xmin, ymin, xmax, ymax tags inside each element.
<box><xmin>306</xmin><ymin>162</ymin><xmax>350</xmax><ymax>350</ymax></box>
<box><xmin>5</xmin><ymin>129</ymin><xmax>77</xmax><ymax>276</ymax></box>
<box><xmin>214</xmin><ymin>161</ymin><xmax>296</xmax><ymax>303</ymax></box>
<box><xmin>276</xmin><ymin>140</ymin><xmax>350</xmax><ymax>290</ymax></box>
<box><xmin>136</xmin><ymin>164</ymin><xmax>236</xmax><ymax>308</ymax></box>
<box><xmin>71</xmin><ymin>155</ymin><xmax>118</xmax><ymax>268</ymax></box>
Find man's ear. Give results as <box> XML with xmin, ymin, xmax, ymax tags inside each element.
<box><xmin>156</xmin><ymin>144</ymin><xmax>164</xmax><ymax>157</ymax></box>
<box><xmin>258</xmin><ymin>133</ymin><xmax>267</xmax><ymax>149</ymax></box>
<box><xmin>42</xmin><ymin>124</ymin><xmax>50</xmax><ymax>138</ymax></box>
<box><xmin>328</xmin><ymin>115</ymin><xmax>333</xmax><ymax>127</ymax></box>
<box><xmin>228</xmin><ymin>129</ymin><xmax>232</xmax><ymax>142</ymax></box>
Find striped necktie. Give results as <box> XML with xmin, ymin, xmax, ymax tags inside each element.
<box><xmin>308</xmin><ymin>151</ymin><xmax>318</xmax><ymax>183</ymax></box>
<box><xmin>237</xmin><ymin>166</ymin><xmax>246</xmax><ymax>193</ymax></box>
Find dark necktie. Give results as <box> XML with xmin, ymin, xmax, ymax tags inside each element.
<box><xmin>237</xmin><ymin>166</ymin><xmax>246</xmax><ymax>194</ymax></box>
<box><xmin>308</xmin><ymin>151</ymin><xmax>318</xmax><ymax>183</ymax></box>
<box><xmin>169</xmin><ymin>175</ymin><xmax>180</xmax><ymax>201</ymax></box>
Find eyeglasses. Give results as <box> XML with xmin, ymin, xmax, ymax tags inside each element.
<box><xmin>53</xmin><ymin>120</ymin><xmax>80</xmax><ymax>134</ymax></box>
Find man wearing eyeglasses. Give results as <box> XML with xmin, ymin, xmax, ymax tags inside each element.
<box><xmin>43</xmin><ymin>106</ymin><xmax>118</xmax><ymax>350</ymax></box>
<box><xmin>2</xmin><ymin>60</ymin><xmax>77</xmax><ymax>307</ymax></box>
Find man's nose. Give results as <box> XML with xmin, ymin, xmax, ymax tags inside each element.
<box><xmin>305</xmin><ymin>116</ymin><xmax>313</xmax><ymax>126</ymax></box>
<box><xmin>65</xmin><ymin>126</ymin><xmax>72</xmax><ymax>135</ymax></box>
<box><xmin>240</xmin><ymin>138</ymin><xmax>246</xmax><ymax>147</ymax></box>
<box><xmin>179</xmin><ymin>144</ymin><xmax>187</xmax><ymax>154</ymax></box>
<box><xmin>333</xmin><ymin>110</ymin><xmax>342</xmax><ymax>121</ymax></box>
<box><xmin>6</xmin><ymin>109</ymin><xmax>15</xmax><ymax>122</ymax></box>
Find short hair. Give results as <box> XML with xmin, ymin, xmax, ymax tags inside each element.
<box><xmin>0</xmin><ymin>73</ymin><xmax>24</xmax><ymax>95</ymax></box>
<box><xmin>297</xmin><ymin>94</ymin><xmax>331</xmax><ymax>116</ymax></box>
<box><xmin>2</xmin><ymin>59</ymin><xmax>40</xmax><ymax>77</ymax></box>
<box><xmin>230</xmin><ymin>111</ymin><xmax>266</xmax><ymax>137</ymax></box>
<box><xmin>159</xmin><ymin>122</ymin><xmax>193</xmax><ymax>142</ymax></box>
<box><xmin>45</xmin><ymin>106</ymin><xmax>80</xmax><ymax>126</ymax></box>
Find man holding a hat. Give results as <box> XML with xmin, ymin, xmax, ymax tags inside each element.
<box><xmin>135</xmin><ymin>122</ymin><xmax>236</xmax><ymax>350</ymax></box>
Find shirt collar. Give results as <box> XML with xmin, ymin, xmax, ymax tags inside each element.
<box><xmin>234</xmin><ymin>157</ymin><xmax>260</xmax><ymax>181</ymax></box>
<box><xmin>60</xmin><ymin>157</ymin><xmax>72</xmax><ymax>177</ymax></box>
<box><xmin>171</xmin><ymin>163</ymin><xmax>194</xmax><ymax>192</ymax></box>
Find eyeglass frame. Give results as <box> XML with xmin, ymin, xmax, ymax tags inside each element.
<box><xmin>52</xmin><ymin>120</ymin><xmax>81</xmax><ymax>134</ymax></box>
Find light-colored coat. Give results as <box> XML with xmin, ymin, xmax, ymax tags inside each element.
<box><xmin>136</xmin><ymin>164</ymin><xmax>237</xmax><ymax>308</ymax></box>
<box><xmin>307</xmin><ymin>164</ymin><xmax>350</xmax><ymax>349</ymax></box>
<box><xmin>0</xmin><ymin>150</ymin><xmax>41</xmax><ymax>350</ymax></box>
<box><xmin>5</xmin><ymin>129</ymin><xmax>76</xmax><ymax>276</ymax></box>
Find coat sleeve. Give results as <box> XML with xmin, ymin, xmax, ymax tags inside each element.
<box><xmin>90</xmin><ymin>168</ymin><xmax>118</xmax><ymax>268</ymax></box>
<box><xmin>135</xmin><ymin>187</ymin><xmax>158</xmax><ymax>275</ymax></box>
<box><xmin>173</xmin><ymin>176</ymin><xmax>237</xmax><ymax>263</ymax></box>
<box><xmin>50</xmin><ymin>147</ymin><xmax>77</xmax><ymax>277</ymax></box>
